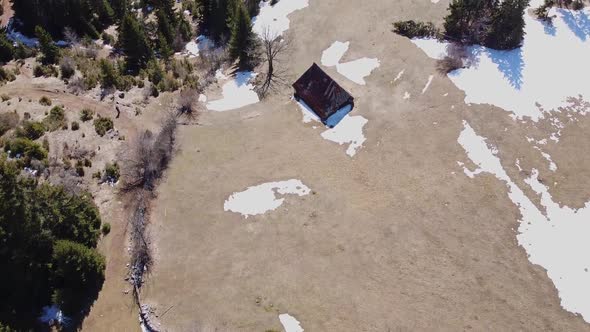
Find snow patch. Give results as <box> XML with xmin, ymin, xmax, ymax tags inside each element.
<box><xmin>336</xmin><ymin>58</ymin><xmax>381</xmax><ymax>85</ymax></box>
<box><xmin>458</xmin><ymin>121</ymin><xmax>590</xmax><ymax>322</ymax></box>
<box><xmin>403</xmin><ymin>91</ymin><xmax>411</xmax><ymax>100</ymax></box>
<box><xmin>422</xmin><ymin>75</ymin><xmax>434</xmax><ymax>94</ymax></box>
<box><xmin>184</xmin><ymin>35</ymin><xmax>214</xmax><ymax>57</ymax></box>
<box><xmin>412</xmin><ymin>7</ymin><xmax>590</xmax><ymax>120</ymax></box>
<box><xmin>321</xmin><ymin>115</ymin><xmax>368</xmax><ymax>157</ymax></box>
<box><xmin>252</xmin><ymin>0</ymin><xmax>309</xmax><ymax>38</ymax></box>
<box><xmin>224</xmin><ymin>180</ymin><xmax>311</xmax><ymax>218</ymax></box>
<box><xmin>40</xmin><ymin>305</ymin><xmax>66</xmax><ymax>325</ymax></box>
<box><xmin>207</xmin><ymin>71</ymin><xmax>259</xmax><ymax>111</ymax></box>
<box><xmin>279</xmin><ymin>313</ymin><xmax>304</xmax><ymax>332</ymax></box>
<box><xmin>321</xmin><ymin>41</ymin><xmax>350</xmax><ymax>67</ymax></box>
<box><xmin>321</xmin><ymin>42</ymin><xmax>380</xmax><ymax>85</ymax></box>
<box><xmin>294</xmin><ymin>100</ymin><xmax>367</xmax><ymax>157</ymax></box>
<box><xmin>394</xmin><ymin>69</ymin><xmax>405</xmax><ymax>82</ymax></box>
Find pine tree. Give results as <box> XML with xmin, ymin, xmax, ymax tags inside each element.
<box><xmin>118</xmin><ymin>14</ymin><xmax>153</xmax><ymax>72</ymax></box>
<box><xmin>486</xmin><ymin>0</ymin><xmax>528</xmax><ymax>49</ymax></box>
<box><xmin>0</xmin><ymin>29</ymin><xmax>14</xmax><ymax>63</ymax></box>
<box><xmin>35</xmin><ymin>26</ymin><xmax>60</xmax><ymax>64</ymax></box>
<box><xmin>228</xmin><ymin>2</ymin><xmax>256</xmax><ymax>67</ymax></box>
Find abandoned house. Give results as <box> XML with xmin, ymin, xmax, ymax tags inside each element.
<box><xmin>293</xmin><ymin>63</ymin><xmax>354</xmax><ymax>125</ymax></box>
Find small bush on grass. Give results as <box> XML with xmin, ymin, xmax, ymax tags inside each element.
<box><xmin>1</xmin><ymin>94</ymin><xmax>9</xmax><ymax>102</ymax></box>
<box><xmin>39</xmin><ymin>96</ymin><xmax>52</xmax><ymax>106</ymax></box>
<box><xmin>80</xmin><ymin>108</ymin><xmax>94</xmax><ymax>122</ymax></box>
<box><xmin>4</xmin><ymin>137</ymin><xmax>48</xmax><ymax>164</ymax></box>
<box><xmin>33</xmin><ymin>64</ymin><xmax>59</xmax><ymax>77</ymax></box>
<box><xmin>71</xmin><ymin>121</ymin><xmax>80</xmax><ymax>130</ymax></box>
<box><xmin>44</xmin><ymin>106</ymin><xmax>67</xmax><ymax>131</ymax></box>
<box><xmin>60</xmin><ymin>56</ymin><xmax>76</xmax><ymax>79</ymax></box>
<box><xmin>93</xmin><ymin>116</ymin><xmax>113</xmax><ymax>136</ymax></box>
<box><xmin>0</xmin><ymin>111</ymin><xmax>19</xmax><ymax>136</ymax></box>
<box><xmin>16</xmin><ymin>121</ymin><xmax>46</xmax><ymax>140</ymax></box>
<box><xmin>0</xmin><ymin>67</ymin><xmax>16</xmax><ymax>83</ymax></box>
<box><xmin>392</xmin><ymin>20</ymin><xmax>439</xmax><ymax>39</ymax></box>
<box><xmin>104</xmin><ymin>162</ymin><xmax>120</xmax><ymax>183</ymax></box>
<box><xmin>101</xmin><ymin>222</ymin><xmax>111</xmax><ymax>235</ymax></box>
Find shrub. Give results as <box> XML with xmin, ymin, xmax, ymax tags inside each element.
<box><xmin>4</xmin><ymin>137</ymin><xmax>48</xmax><ymax>163</ymax></box>
<box><xmin>0</xmin><ymin>67</ymin><xmax>16</xmax><ymax>82</ymax></box>
<box><xmin>84</xmin><ymin>158</ymin><xmax>92</xmax><ymax>167</ymax></box>
<box><xmin>76</xmin><ymin>164</ymin><xmax>85</xmax><ymax>176</ymax></box>
<box><xmin>39</xmin><ymin>96</ymin><xmax>52</xmax><ymax>106</ymax></box>
<box><xmin>101</xmin><ymin>222</ymin><xmax>111</xmax><ymax>235</ymax></box>
<box><xmin>393</xmin><ymin>20</ymin><xmax>439</xmax><ymax>39</ymax></box>
<box><xmin>104</xmin><ymin>162</ymin><xmax>120</xmax><ymax>182</ymax></box>
<box><xmin>102</xmin><ymin>32</ymin><xmax>114</xmax><ymax>45</ymax></box>
<box><xmin>572</xmin><ymin>0</ymin><xmax>584</xmax><ymax>10</ymax></box>
<box><xmin>80</xmin><ymin>108</ymin><xmax>94</xmax><ymax>122</ymax></box>
<box><xmin>71</xmin><ymin>121</ymin><xmax>80</xmax><ymax>130</ymax></box>
<box><xmin>0</xmin><ymin>94</ymin><xmax>9</xmax><ymax>102</ymax></box>
<box><xmin>93</xmin><ymin>116</ymin><xmax>113</xmax><ymax>136</ymax></box>
<box><xmin>60</xmin><ymin>56</ymin><xmax>76</xmax><ymax>79</ymax></box>
<box><xmin>0</xmin><ymin>111</ymin><xmax>19</xmax><ymax>136</ymax></box>
<box><xmin>44</xmin><ymin>105</ymin><xmax>67</xmax><ymax>131</ymax></box>
<box><xmin>33</xmin><ymin>64</ymin><xmax>59</xmax><ymax>77</ymax></box>
<box><xmin>16</xmin><ymin>121</ymin><xmax>46</xmax><ymax>140</ymax></box>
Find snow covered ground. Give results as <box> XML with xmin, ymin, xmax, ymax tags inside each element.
<box><xmin>321</xmin><ymin>41</ymin><xmax>381</xmax><ymax>85</ymax></box>
<box><xmin>183</xmin><ymin>35</ymin><xmax>214</xmax><ymax>57</ymax></box>
<box><xmin>39</xmin><ymin>305</ymin><xmax>66</xmax><ymax>325</ymax></box>
<box><xmin>412</xmin><ymin>7</ymin><xmax>590</xmax><ymax>121</ymax></box>
<box><xmin>295</xmin><ymin>101</ymin><xmax>368</xmax><ymax>157</ymax></box>
<box><xmin>279</xmin><ymin>313</ymin><xmax>304</xmax><ymax>332</ymax></box>
<box><xmin>224</xmin><ymin>179</ymin><xmax>311</xmax><ymax>218</ymax></box>
<box><xmin>252</xmin><ymin>0</ymin><xmax>309</xmax><ymax>38</ymax></box>
<box><xmin>206</xmin><ymin>71</ymin><xmax>260</xmax><ymax>111</ymax></box>
<box><xmin>458</xmin><ymin>121</ymin><xmax>590</xmax><ymax>322</ymax></box>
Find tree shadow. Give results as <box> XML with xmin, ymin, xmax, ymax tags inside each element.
<box><xmin>488</xmin><ymin>47</ymin><xmax>525</xmax><ymax>90</ymax></box>
<box><xmin>559</xmin><ymin>8</ymin><xmax>590</xmax><ymax>41</ymax></box>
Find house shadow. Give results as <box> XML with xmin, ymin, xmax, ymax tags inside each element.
<box><xmin>560</xmin><ymin>8</ymin><xmax>590</xmax><ymax>41</ymax></box>
<box><xmin>325</xmin><ymin>104</ymin><xmax>353</xmax><ymax>128</ymax></box>
<box><xmin>488</xmin><ymin>47</ymin><xmax>525</xmax><ymax>90</ymax></box>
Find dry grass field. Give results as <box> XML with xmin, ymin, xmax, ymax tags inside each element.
<box><xmin>126</xmin><ymin>0</ymin><xmax>590</xmax><ymax>331</ymax></box>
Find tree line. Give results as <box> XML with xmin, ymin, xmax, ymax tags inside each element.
<box><xmin>0</xmin><ymin>157</ymin><xmax>106</xmax><ymax>330</ymax></box>
<box><xmin>393</xmin><ymin>0</ymin><xmax>530</xmax><ymax>50</ymax></box>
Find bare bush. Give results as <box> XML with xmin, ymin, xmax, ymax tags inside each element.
<box><xmin>436</xmin><ymin>43</ymin><xmax>467</xmax><ymax>75</ymax></box>
<box><xmin>120</xmin><ymin>112</ymin><xmax>178</xmax><ymax>192</ymax></box>
<box><xmin>198</xmin><ymin>46</ymin><xmax>227</xmax><ymax>77</ymax></box>
<box><xmin>60</xmin><ymin>56</ymin><xmax>76</xmax><ymax>79</ymax></box>
<box><xmin>176</xmin><ymin>88</ymin><xmax>201</xmax><ymax>121</ymax></box>
<box><xmin>68</xmin><ymin>76</ymin><xmax>87</xmax><ymax>94</ymax></box>
<box><xmin>256</xmin><ymin>27</ymin><xmax>292</xmax><ymax>98</ymax></box>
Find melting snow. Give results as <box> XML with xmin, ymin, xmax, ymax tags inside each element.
<box><xmin>295</xmin><ymin>100</ymin><xmax>367</xmax><ymax>157</ymax></box>
<box><xmin>279</xmin><ymin>313</ymin><xmax>304</xmax><ymax>332</ymax></box>
<box><xmin>403</xmin><ymin>91</ymin><xmax>411</xmax><ymax>100</ymax></box>
<box><xmin>412</xmin><ymin>7</ymin><xmax>590</xmax><ymax>120</ymax></box>
<box><xmin>206</xmin><ymin>71</ymin><xmax>259</xmax><ymax>111</ymax></box>
<box><xmin>394</xmin><ymin>69</ymin><xmax>405</xmax><ymax>82</ymax></box>
<box><xmin>224</xmin><ymin>180</ymin><xmax>310</xmax><ymax>218</ymax></box>
<box><xmin>336</xmin><ymin>58</ymin><xmax>381</xmax><ymax>85</ymax></box>
<box><xmin>421</xmin><ymin>75</ymin><xmax>434</xmax><ymax>94</ymax></box>
<box><xmin>252</xmin><ymin>0</ymin><xmax>309</xmax><ymax>37</ymax></box>
<box><xmin>321</xmin><ymin>115</ymin><xmax>368</xmax><ymax>157</ymax></box>
<box><xmin>39</xmin><ymin>305</ymin><xmax>65</xmax><ymax>325</ymax></box>
<box><xmin>321</xmin><ymin>42</ymin><xmax>380</xmax><ymax>85</ymax></box>
<box><xmin>184</xmin><ymin>35</ymin><xmax>214</xmax><ymax>57</ymax></box>
<box><xmin>458</xmin><ymin>120</ymin><xmax>590</xmax><ymax>322</ymax></box>
<box><xmin>321</xmin><ymin>41</ymin><xmax>350</xmax><ymax>67</ymax></box>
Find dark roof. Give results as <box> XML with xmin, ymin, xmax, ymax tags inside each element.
<box><xmin>292</xmin><ymin>63</ymin><xmax>353</xmax><ymax>120</ymax></box>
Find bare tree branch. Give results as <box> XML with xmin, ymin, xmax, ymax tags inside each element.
<box><xmin>256</xmin><ymin>26</ymin><xmax>293</xmax><ymax>98</ymax></box>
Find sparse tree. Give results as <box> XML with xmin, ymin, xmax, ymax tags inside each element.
<box><xmin>257</xmin><ymin>27</ymin><xmax>292</xmax><ymax>97</ymax></box>
<box><xmin>177</xmin><ymin>88</ymin><xmax>201</xmax><ymax>120</ymax></box>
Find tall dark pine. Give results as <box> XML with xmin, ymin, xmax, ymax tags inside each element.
<box><xmin>486</xmin><ymin>0</ymin><xmax>529</xmax><ymax>49</ymax></box>
<box><xmin>118</xmin><ymin>14</ymin><xmax>153</xmax><ymax>72</ymax></box>
<box><xmin>228</xmin><ymin>2</ymin><xmax>255</xmax><ymax>67</ymax></box>
<box><xmin>35</xmin><ymin>26</ymin><xmax>60</xmax><ymax>64</ymax></box>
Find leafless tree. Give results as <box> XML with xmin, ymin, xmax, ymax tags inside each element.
<box><xmin>120</xmin><ymin>111</ymin><xmax>178</xmax><ymax>193</ymax></box>
<box><xmin>177</xmin><ymin>88</ymin><xmax>201</xmax><ymax>121</ymax></box>
<box><xmin>436</xmin><ymin>43</ymin><xmax>469</xmax><ymax>75</ymax></box>
<box><xmin>256</xmin><ymin>27</ymin><xmax>293</xmax><ymax>98</ymax></box>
